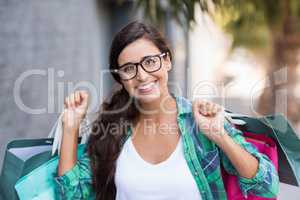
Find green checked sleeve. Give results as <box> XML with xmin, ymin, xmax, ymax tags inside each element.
<box><xmin>53</xmin><ymin>150</ymin><xmax>96</xmax><ymax>200</ymax></box>
<box><xmin>221</xmin><ymin>121</ymin><xmax>279</xmax><ymax>198</ymax></box>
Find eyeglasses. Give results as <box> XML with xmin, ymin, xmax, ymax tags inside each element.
<box><xmin>113</xmin><ymin>52</ymin><xmax>167</xmax><ymax>81</ymax></box>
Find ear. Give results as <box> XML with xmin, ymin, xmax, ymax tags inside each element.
<box><xmin>166</xmin><ymin>63</ymin><xmax>172</xmax><ymax>71</ymax></box>
<box><xmin>163</xmin><ymin>54</ymin><xmax>172</xmax><ymax>71</ymax></box>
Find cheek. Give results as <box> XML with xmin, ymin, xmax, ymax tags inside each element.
<box><xmin>158</xmin><ymin>68</ymin><xmax>169</xmax><ymax>83</ymax></box>
<box><xmin>149</xmin><ymin>70</ymin><xmax>168</xmax><ymax>91</ymax></box>
<box><xmin>121</xmin><ymin>81</ymin><xmax>136</xmax><ymax>94</ymax></box>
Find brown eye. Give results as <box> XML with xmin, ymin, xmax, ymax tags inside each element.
<box><xmin>122</xmin><ymin>65</ymin><xmax>135</xmax><ymax>73</ymax></box>
<box><xmin>143</xmin><ymin>57</ymin><xmax>157</xmax><ymax>66</ymax></box>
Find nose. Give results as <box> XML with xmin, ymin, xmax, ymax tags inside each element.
<box><xmin>136</xmin><ymin>64</ymin><xmax>149</xmax><ymax>81</ymax></box>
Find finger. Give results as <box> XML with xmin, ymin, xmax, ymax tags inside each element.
<box><xmin>80</xmin><ymin>90</ymin><xmax>88</xmax><ymax>98</ymax></box>
<box><xmin>209</xmin><ymin>102</ymin><xmax>221</xmax><ymax>116</ymax></box>
<box><xmin>206</xmin><ymin>102</ymin><xmax>214</xmax><ymax>116</ymax></box>
<box><xmin>80</xmin><ymin>90</ymin><xmax>89</xmax><ymax>106</ymax></box>
<box><xmin>198</xmin><ymin>100</ymin><xmax>207</xmax><ymax>115</ymax></box>
<box><xmin>206</xmin><ymin>101</ymin><xmax>213</xmax><ymax>115</ymax></box>
<box><xmin>193</xmin><ymin>99</ymin><xmax>201</xmax><ymax>112</ymax></box>
<box><xmin>211</xmin><ymin>104</ymin><xmax>219</xmax><ymax>115</ymax></box>
<box><xmin>65</xmin><ymin>96</ymin><xmax>70</xmax><ymax>108</ymax></box>
<box><xmin>201</xmin><ymin>101</ymin><xmax>211</xmax><ymax>116</ymax></box>
<box><xmin>192</xmin><ymin>100</ymin><xmax>202</xmax><ymax>119</ymax></box>
<box><xmin>75</xmin><ymin>91</ymin><xmax>80</xmax><ymax>106</ymax></box>
<box><xmin>194</xmin><ymin>109</ymin><xmax>208</xmax><ymax>130</ymax></box>
<box><xmin>194</xmin><ymin>99</ymin><xmax>213</xmax><ymax>116</ymax></box>
<box><xmin>70</xmin><ymin>93</ymin><xmax>75</xmax><ymax>108</ymax></box>
<box><xmin>205</xmin><ymin>101</ymin><xmax>211</xmax><ymax>106</ymax></box>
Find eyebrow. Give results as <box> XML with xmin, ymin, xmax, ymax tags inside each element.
<box><xmin>119</xmin><ymin>54</ymin><xmax>157</xmax><ymax>68</ymax></box>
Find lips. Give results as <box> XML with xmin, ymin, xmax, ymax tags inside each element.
<box><xmin>136</xmin><ymin>80</ymin><xmax>158</xmax><ymax>94</ymax></box>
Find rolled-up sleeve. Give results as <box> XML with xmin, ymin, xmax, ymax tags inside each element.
<box><xmin>53</xmin><ymin>151</ymin><xmax>95</xmax><ymax>200</ymax></box>
<box><xmin>221</xmin><ymin>121</ymin><xmax>279</xmax><ymax>198</ymax></box>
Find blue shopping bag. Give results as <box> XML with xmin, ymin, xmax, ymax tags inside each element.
<box><xmin>14</xmin><ymin>144</ymin><xmax>87</xmax><ymax>199</ymax></box>
<box><xmin>0</xmin><ymin>138</ymin><xmax>55</xmax><ymax>200</ymax></box>
<box><xmin>0</xmin><ymin>113</ymin><xmax>91</xmax><ymax>200</ymax></box>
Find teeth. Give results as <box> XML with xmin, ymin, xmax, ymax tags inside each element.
<box><xmin>138</xmin><ymin>81</ymin><xmax>155</xmax><ymax>90</ymax></box>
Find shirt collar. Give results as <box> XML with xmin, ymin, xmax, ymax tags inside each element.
<box><xmin>171</xmin><ymin>92</ymin><xmax>193</xmax><ymax>117</ymax></box>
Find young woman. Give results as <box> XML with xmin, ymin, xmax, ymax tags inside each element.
<box><xmin>54</xmin><ymin>21</ymin><xmax>279</xmax><ymax>200</ymax></box>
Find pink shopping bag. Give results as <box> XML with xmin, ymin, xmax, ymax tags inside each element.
<box><xmin>222</xmin><ymin>132</ymin><xmax>278</xmax><ymax>200</ymax></box>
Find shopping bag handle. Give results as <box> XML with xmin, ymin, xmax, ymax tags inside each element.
<box><xmin>47</xmin><ymin>113</ymin><xmax>92</xmax><ymax>156</ymax></box>
<box><xmin>224</xmin><ymin>110</ymin><xmax>247</xmax><ymax>125</ymax></box>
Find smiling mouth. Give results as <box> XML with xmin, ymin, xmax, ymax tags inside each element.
<box><xmin>136</xmin><ymin>80</ymin><xmax>158</xmax><ymax>93</ymax></box>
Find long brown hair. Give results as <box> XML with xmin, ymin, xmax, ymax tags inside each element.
<box><xmin>87</xmin><ymin>21</ymin><xmax>173</xmax><ymax>200</ymax></box>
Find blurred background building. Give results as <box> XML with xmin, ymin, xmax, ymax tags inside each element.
<box><xmin>0</xmin><ymin>0</ymin><xmax>299</xmax><ymax>199</ymax></box>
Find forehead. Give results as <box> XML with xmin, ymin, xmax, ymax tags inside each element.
<box><xmin>118</xmin><ymin>38</ymin><xmax>161</xmax><ymax>66</ymax></box>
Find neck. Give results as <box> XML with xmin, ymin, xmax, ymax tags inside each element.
<box><xmin>137</xmin><ymin>92</ymin><xmax>177</xmax><ymax>123</ymax></box>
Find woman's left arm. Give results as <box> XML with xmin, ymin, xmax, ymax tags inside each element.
<box><xmin>219</xmin><ymin>121</ymin><xmax>279</xmax><ymax>198</ymax></box>
<box><xmin>216</xmin><ymin>127</ymin><xmax>259</xmax><ymax>179</ymax></box>
<box><xmin>192</xmin><ymin>100</ymin><xmax>279</xmax><ymax>198</ymax></box>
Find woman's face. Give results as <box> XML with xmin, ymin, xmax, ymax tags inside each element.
<box><xmin>117</xmin><ymin>38</ymin><xmax>172</xmax><ymax>103</ymax></box>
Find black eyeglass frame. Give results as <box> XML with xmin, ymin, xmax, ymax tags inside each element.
<box><xmin>112</xmin><ymin>52</ymin><xmax>168</xmax><ymax>81</ymax></box>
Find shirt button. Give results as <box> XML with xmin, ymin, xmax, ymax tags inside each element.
<box><xmin>194</xmin><ymin>172</ymin><xmax>198</xmax><ymax>176</ymax></box>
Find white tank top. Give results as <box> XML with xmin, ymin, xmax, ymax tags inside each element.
<box><xmin>115</xmin><ymin>135</ymin><xmax>202</xmax><ymax>200</ymax></box>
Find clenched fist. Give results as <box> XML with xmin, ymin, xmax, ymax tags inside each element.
<box><xmin>192</xmin><ymin>99</ymin><xmax>227</xmax><ymax>144</ymax></box>
<box><xmin>63</xmin><ymin>90</ymin><xmax>89</xmax><ymax>129</ymax></box>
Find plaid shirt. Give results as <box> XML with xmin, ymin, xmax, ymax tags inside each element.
<box><xmin>54</xmin><ymin>94</ymin><xmax>279</xmax><ymax>200</ymax></box>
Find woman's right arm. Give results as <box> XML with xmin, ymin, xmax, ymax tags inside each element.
<box><xmin>57</xmin><ymin>124</ymin><xmax>80</xmax><ymax>176</ymax></box>
<box><xmin>53</xmin><ymin>90</ymin><xmax>95</xmax><ymax>199</ymax></box>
